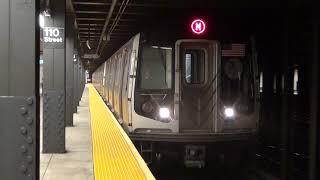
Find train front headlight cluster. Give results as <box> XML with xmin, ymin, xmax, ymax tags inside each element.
<box><xmin>159</xmin><ymin>107</ymin><xmax>170</xmax><ymax>119</ymax></box>
<box><xmin>224</xmin><ymin>107</ymin><xmax>235</xmax><ymax>118</ymax></box>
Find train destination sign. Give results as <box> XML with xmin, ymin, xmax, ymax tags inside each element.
<box><xmin>43</xmin><ymin>27</ymin><xmax>65</xmax><ymax>49</ymax></box>
<box><xmin>191</xmin><ymin>19</ymin><xmax>206</xmax><ymax>34</ymax></box>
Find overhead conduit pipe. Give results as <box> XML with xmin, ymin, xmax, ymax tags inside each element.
<box><xmin>95</xmin><ymin>0</ymin><xmax>119</xmax><ymax>55</ymax></box>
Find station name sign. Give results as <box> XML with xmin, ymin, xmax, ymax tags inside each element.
<box><xmin>43</xmin><ymin>27</ymin><xmax>65</xmax><ymax>49</ymax></box>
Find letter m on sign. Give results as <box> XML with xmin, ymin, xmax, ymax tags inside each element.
<box><xmin>195</xmin><ymin>22</ymin><xmax>202</xmax><ymax>31</ymax></box>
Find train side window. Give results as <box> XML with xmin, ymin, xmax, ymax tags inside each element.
<box><xmin>139</xmin><ymin>46</ymin><xmax>172</xmax><ymax>89</ymax></box>
<box><xmin>184</xmin><ymin>49</ymin><xmax>205</xmax><ymax>84</ymax></box>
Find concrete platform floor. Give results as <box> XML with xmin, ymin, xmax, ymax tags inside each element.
<box><xmin>40</xmin><ymin>87</ymin><xmax>94</xmax><ymax>180</ymax></box>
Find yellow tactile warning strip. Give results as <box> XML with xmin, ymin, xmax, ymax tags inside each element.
<box><xmin>88</xmin><ymin>84</ymin><xmax>155</xmax><ymax>180</ymax></box>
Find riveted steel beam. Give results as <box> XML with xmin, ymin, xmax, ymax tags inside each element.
<box><xmin>0</xmin><ymin>0</ymin><xmax>39</xmax><ymax>179</ymax></box>
<box><xmin>0</xmin><ymin>97</ymin><xmax>37</xmax><ymax>180</ymax></box>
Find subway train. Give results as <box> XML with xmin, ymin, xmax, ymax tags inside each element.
<box><xmin>92</xmin><ymin>19</ymin><xmax>260</xmax><ymax>167</ymax></box>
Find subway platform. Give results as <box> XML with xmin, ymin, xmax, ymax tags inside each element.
<box><xmin>39</xmin><ymin>85</ymin><xmax>154</xmax><ymax>180</ymax></box>
<box><xmin>40</xmin><ymin>86</ymin><xmax>93</xmax><ymax>180</ymax></box>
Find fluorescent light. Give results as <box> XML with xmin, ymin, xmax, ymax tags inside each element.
<box><xmin>39</xmin><ymin>14</ymin><xmax>45</xmax><ymax>29</ymax></box>
<box><xmin>160</xmin><ymin>47</ymin><xmax>172</xmax><ymax>50</ymax></box>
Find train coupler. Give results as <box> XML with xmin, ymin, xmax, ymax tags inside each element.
<box><xmin>184</xmin><ymin>145</ymin><xmax>206</xmax><ymax>168</ymax></box>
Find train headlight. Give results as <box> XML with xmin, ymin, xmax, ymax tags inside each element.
<box><xmin>224</xmin><ymin>107</ymin><xmax>235</xmax><ymax>118</ymax></box>
<box><xmin>159</xmin><ymin>107</ymin><xmax>170</xmax><ymax>119</ymax></box>
<box><xmin>141</xmin><ymin>101</ymin><xmax>154</xmax><ymax>113</ymax></box>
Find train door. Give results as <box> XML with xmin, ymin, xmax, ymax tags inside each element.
<box><xmin>114</xmin><ymin>52</ymin><xmax>125</xmax><ymax>118</ymax></box>
<box><xmin>109</xmin><ymin>58</ymin><xmax>116</xmax><ymax>107</ymax></box>
<box><xmin>102</xmin><ymin>63</ymin><xmax>106</xmax><ymax>97</ymax></box>
<box><xmin>121</xmin><ymin>48</ymin><xmax>131</xmax><ymax>125</ymax></box>
<box><xmin>105</xmin><ymin>62</ymin><xmax>110</xmax><ymax>101</ymax></box>
<box><xmin>177</xmin><ymin>40</ymin><xmax>219</xmax><ymax>133</ymax></box>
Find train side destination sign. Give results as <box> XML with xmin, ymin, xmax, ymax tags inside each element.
<box><xmin>43</xmin><ymin>27</ymin><xmax>65</xmax><ymax>49</ymax></box>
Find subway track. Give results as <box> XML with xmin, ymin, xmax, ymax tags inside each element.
<box><xmin>143</xmin><ymin>149</ymin><xmax>277</xmax><ymax>180</ymax></box>
<box><xmin>151</xmin><ymin>160</ymin><xmax>264</xmax><ymax>180</ymax></box>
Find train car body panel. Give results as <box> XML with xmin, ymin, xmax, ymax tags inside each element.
<box><xmin>104</xmin><ymin>62</ymin><xmax>110</xmax><ymax>101</ymax></box>
<box><xmin>121</xmin><ymin>45</ymin><xmax>133</xmax><ymax>126</ymax></box>
<box><xmin>113</xmin><ymin>52</ymin><xmax>122</xmax><ymax>116</ymax></box>
<box><xmin>109</xmin><ymin>57</ymin><xmax>116</xmax><ymax>107</ymax></box>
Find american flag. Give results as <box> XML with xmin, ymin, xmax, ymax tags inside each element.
<box><xmin>222</xmin><ymin>44</ymin><xmax>246</xmax><ymax>57</ymax></box>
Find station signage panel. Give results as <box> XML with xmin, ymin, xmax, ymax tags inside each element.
<box><xmin>43</xmin><ymin>27</ymin><xmax>65</xmax><ymax>49</ymax></box>
<box><xmin>191</xmin><ymin>19</ymin><xmax>206</xmax><ymax>34</ymax></box>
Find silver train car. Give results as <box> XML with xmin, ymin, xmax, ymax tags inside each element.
<box><xmin>92</xmin><ymin>33</ymin><xmax>260</xmax><ymax>167</ymax></box>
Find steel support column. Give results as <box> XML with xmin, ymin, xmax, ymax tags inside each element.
<box><xmin>66</xmin><ymin>14</ymin><xmax>75</xmax><ymax>126</ymax></box>
<box><xmin>0</xmin><ymin>0</ymin><xmax>39</xmax><ymax>179</ymax></box>
<box><xmin>79</xmin><ymin>62</ymin><xmax>83</xmax><ymax>102</ymax></box>
<box><xmin>78</xmin><ymin>61</ymin><xmax>85</xmax><ymax>102</ymax></box>
<box><xmin>77</xmin><ymin>60</ymin><xmax>81</xmax><ymax>105</ymax></box>
<box><xmin>81</xmin><ymin>63</ymin><xmax>85</xmax><ymax>95</ymax></box>
<box><xmin>82</xmin><ymin>64</ymin><xmax>86</xmax><ymax>92</ymax></box>
<box><xmin>42</xmin><ymin>0</ymin><xmax>66</xmax><ymax>153</ymax></box>
<box><xmin>73</xmin><ymin>51</ymin><xmax>79</xmax><ymax>113</ymax></box>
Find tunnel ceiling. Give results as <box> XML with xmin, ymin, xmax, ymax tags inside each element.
<box><xmin>72</xmin><ymin>0</ymin><xmax>172</xmax><ymax>71</ymax></box>
<box><xmin>71</xmin><ymin>0</ymin><xmax>288</xmax><ymax>72</ymax></box>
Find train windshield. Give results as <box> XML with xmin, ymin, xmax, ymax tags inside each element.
<box><xmin>220</xmin><ymin>57</ymin><xmax>255</xmax><ymax>114</ymax></box>
<box><xmin>138</xmin><ymin>45</ymin><xmax>172</xmax><ymax>89</ymax></box>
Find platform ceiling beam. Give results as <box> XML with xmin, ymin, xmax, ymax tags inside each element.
<box><xmin>73</xmin><ymin>1</ymin><xmax>167</xmax><ymax>7</ymax></box>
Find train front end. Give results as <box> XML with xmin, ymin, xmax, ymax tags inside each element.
<box><xmin>129</xmin><ymin>34</ymin><xmax>259</xmax><ymax>167</ymax></box>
